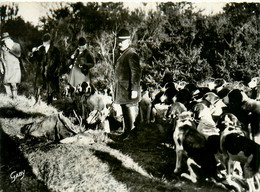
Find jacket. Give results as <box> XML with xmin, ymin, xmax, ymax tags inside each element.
<box><xmin>0</xmin><ymin>42</ymin><xmax>21</xmax><ymax>84</ymax></box>
<box><xmin>68</xmin><ymin>48</ymin><xmax>95</xmax><ymax>87</ymax></box>
<box><xmin>113</xmin><ymin>47</ymin><xmax>141</xmax><ymax>104</ymax></box>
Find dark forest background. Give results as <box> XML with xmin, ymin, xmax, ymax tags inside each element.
<box><xmin>1</xmin><ymin>2</ymin><xmax>259</xmax><ymax>95</ymax></box>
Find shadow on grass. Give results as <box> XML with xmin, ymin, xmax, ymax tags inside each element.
<box><xmin>0</xmin><ymin>107</ymin><xmax>45</xmax><ymax>119</ymax></box>
<box><xmin>93</xmin><ymin>150</ymin><xmax>181</xmax><ymax>192</ymax></box>
<box><xmin>107</xmin><ymin>122</ymin><xmax>178</xmax><ymax>181</ymax></box>
<box><xmin>106</xmin><ymin>123</ymin><xmax>229</xmax><ymax>192</ymax></box>
<box><xmin>0</xmin><ymin>125</ymin><xmax>50</xmax><ymax>192</ymax></box>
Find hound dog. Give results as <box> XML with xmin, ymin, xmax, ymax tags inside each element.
<box><xmin>173</xmin><ymin>111</ymin><xmax>196</xmax><ymax>174</ymax></box>
<box><xmin>202</xmin><ymin>92</ymin><xmax>227</xmax><ymax>121</ymax></box>
<box><xmin>192</xmin><ymin>102</ymin><xmax>220</xmax><ymax>139</ymax></box>
<box><xmin>173</xmin><ymin>111</ymin><xmax>221</xmax><ymax>183</ymax></box>
<box><xmin>220</xmin><ymin>113</ymin><xmax>260</xmax><ymax>192</ymax></box>
<box><xmin>173</xmin><ymin>88</ymin><xmax>193</xmax><ymax>110</ymax></box>
<box><xmin>159</xmin><ymin>82</ymin><xmax>178</xmax><ymax>105</ymax></box>
<box><xmin>72</xmin><ymin>81</ymin><xmax>112</xmax><ymax>127</ymax></box>
<box><xmin>167</xmin><ymin>102</ymin><xmax>187</xmax><ymax>120</ymax></box>
<box><xmin>223</xmin><ymin>89</ymin><xmax>260</xmax><ymax>141</ymax></box>
<box><xmin>139</xmin><ymin>89</ymin><xmax>152</xmax><ymax>124</ymax></box>
<box><xmin>248</xmin><ymin>77</ymin><xmax>260</xmax><ymax>101</ymax></box>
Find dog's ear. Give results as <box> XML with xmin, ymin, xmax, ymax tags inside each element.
<box><xmin>224</xmin><ymin>114</ymin><xmax>233</xmax><ymax>125</ymax></box>
<box><xmin>240</xmin><ymin>91</ymin><xmax>249</xmax><ymax>102</ymax></box>
<box><xmin>76</xmin><ymin>84</ymin><xmax>82</xmax><ymax>94</ymax></box>
<box><xmin>204</xmin><ymin>92</ymin><xmax>219</xmax><ymax>105</ymax></box>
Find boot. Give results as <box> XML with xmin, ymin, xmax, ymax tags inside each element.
<box><xmin>118</xmin><ymin>104</ymin><xmax>134</xmax><ymax>141</ymax></box>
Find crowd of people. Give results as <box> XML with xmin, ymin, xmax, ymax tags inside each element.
<box><xmin>0</xmin><ymin>28</ymin><xmax>142</xmax><ymax>141</ymax></box>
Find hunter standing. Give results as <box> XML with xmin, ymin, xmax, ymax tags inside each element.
<box><xmin>0</xmin><ymin>32</ymin><xmax>21</xmax><ymax>99</ymax></box>
<box><xmin>113</xmin><ymin>29</ymin><xmax>142</xmax><ymax>140</ymax></box>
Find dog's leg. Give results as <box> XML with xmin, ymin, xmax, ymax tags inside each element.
<box><xmin>228</xmin><ymin>158</ymin><xmax>235</xmax><ymax>176</ymax></box>
<box><xmin>246</xmin><ymin>177</ymin><xmax>255</xmax><ymax>192</ymax></box>
<box><xmin>139</xmin><ymin>105</ymin><xmax>144</xmax><ymax>123</ymax></box>
<box><xmin>150</xmin><ymin>107</ymin><xmax>156</xmax><ymax>123</ymax></box>
<box><xmin>174</xmin><ymin>129</ymin><xmax>183</xmax><ymax>173</ymax></box>
<box><xmin>146</xmin><ymin>104</ymin><xmax>152</xmax><ymax>124</ymax></box>
<box><xmin>225</xmin><ymin>174</ymin><xmax>242</xmax><ymax>192</ymax></box>
<box><xmin>255</xmin><ymin>173</ymin><xmax>260</xmax><ymax>191</ymax></box>
<box><xmin>224</xmin><ymin>157</ymin><xmax>242</xmax><ymax>192</ymax></box>
<box><xmin>247</xmin><ymin>175</ymin><xmax>260</xmax><ymax>192</ymax></box>
<box><xmin>181</xmin><ymin>158</ymin><xmax>199</xmax><ymax>183</ymax></box>
<box><xmin>233</xmin><ymin>161</ymin><xmax>243</xmax><ymax>179</ymax></box>
<box><xmin>174</xmin><ymin>146</ymin><xmax>183</xmax><ymax>173</ymax></box>
<box><xmin>102</xmin><ymin>119</ymin><xmax>110</xmax><ymax>133</ymax></box>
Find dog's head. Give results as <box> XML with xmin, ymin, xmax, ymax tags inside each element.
<box><xmin>175</xmin><ymin>81</ymin><xmax>187</xmax><ymax>91</ymax></box>
<box><xmin>159</xmin><ymin>82</ymin><xmax>178</xmax><ymax>104</ymax></box>
<box><xmin>223</xmin><ymin>89</ymin><xmax>242</xmax><ymax>106</ymax></box>
<box><xmin>192</xmin><ymin>102</ymin><xmax>209</xmax><ymax>120</ymax></box>
<box><xmin>175</xmin><ymin>111</ymin><xmax>194</xmax><ymax>128</ymax></box>
<box><xmin>76</xmin><ymin>81</ymin><xmax>95</xmax><ymax>96</ymax></box>
<box><xmin>214</xmin><ymin>78</ymin><xmax>226</xmax><ymax>89</ymax></box>
<box><xmin>167</xmin><ymin>102</ymin><xmax>187</xmax><ymax>119</ymax></box>
<box><xmin>203</xmin><ymin>92</ymin><xmax>219</xmax><ymax>106</ymax></box>
<box><xmin>222</xmin><ymin>113</ymin><xmax>240</xmax><ymax>127</ymax></box>
<box><xmin>223</xmin><ymin>89</ymin><xmax>249</xmax><ymax>106</ymax></box>
<box><xmin>219</xmin><ymin>113</ymin><xmax>245</xmax><ymax>134</ymax></box>
<box><xmin>248</xmin><ymin>77</ymin><xmax>260</xmax><ymax>89</ymax></box>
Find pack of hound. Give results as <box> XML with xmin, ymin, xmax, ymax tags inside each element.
<box><xmin>143</xmin><ymin>77</ymin><xmax>260</xmax><ymax>192</ymax></box>
<box><xmin>62</xmin><ymin>77</ymin><xmax>260</xmax><ymax>191</ymax></box>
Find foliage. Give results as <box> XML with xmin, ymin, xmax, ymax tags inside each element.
<box><xmin>0</xmin><ymin>2</ymin><xmax>259</xmax><ymax>96</ymax></box>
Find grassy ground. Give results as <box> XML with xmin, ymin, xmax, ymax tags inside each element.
<box><xmin>0</xmin><ymin>94</ymin><xmax>229</xmax><ymax>192</ymax></box>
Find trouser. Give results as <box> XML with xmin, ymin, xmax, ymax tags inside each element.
<box><xmin>120</xmin><ymin>103</ymin><xmax>139</xmax><ymax>135</ymax></box>
<box><xmin>4</xmin><ymin>83</ymin><xmax>18</xmax><ymax>98</ymax></box>
<box><xmin>46</xmin><ymin>76</ymin><xmax>60</xmax><ymax>104</ymax></box>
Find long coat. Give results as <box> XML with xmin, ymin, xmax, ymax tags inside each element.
<box><xmin>0</xmin><ymin>42</ymin><xmax>21</xmax><ymax>84</ymax></box>
<box><xmin>68</xmin><ymin>48</ymin><xmax>94</xmax><ymax>87</ymax></box>
<box><xmin>31</xmin><ymin>43</ymin><xmax>61</xmax><ymax>94</ymax></box>
<box><xmin>113</xmin><ymin>47</ymin><xmax>141</xmax><ymax>104</ymax></box>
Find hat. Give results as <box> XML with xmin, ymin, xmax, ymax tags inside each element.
<box><xmin>117</xmin><ymin>29</ymin><xmax>130</xmax><ymax>40</ymax></box>
<box><xmin>42</xmin><ymin>33</ymin><xmax>51</xmax><ymax>42</ymax></box>
<box><xmin>1</xmin><ymin>32</ymin><xmax>10</xmax><ymax>41</ymax></box>
<box><xmin>78</xmin><ymin>37</ymin><xmax>86</xmax><ymax>46</ymax></box>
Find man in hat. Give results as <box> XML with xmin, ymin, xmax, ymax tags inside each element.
<box><xmin>31</xmin><ymin>33</ymin><xmax>61</xmax><ymax>104</ymax></box>
<box><xmin>112</xmin><ymin>29</ymin><xmax>142</xmax><ymax>140</ymax></box>
<box><xmin>0</xmin><ymin>32</ymin><xmax>21</xmax><ymax>98</ymax></box>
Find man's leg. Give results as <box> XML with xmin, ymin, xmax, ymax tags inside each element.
<box><xmin>120</xmin><ymin>103</ymin><xmax>138</xmax><ymax>140</ymax></box>
<box><xmin>4</xmin><ymin>84</ymin><xmax>12</xmax><ymax>97</ymax></box>
<box><xmin>11</xmin><ymin>83</ymin><xmax>18</xmax><ymax>99</ymax></box>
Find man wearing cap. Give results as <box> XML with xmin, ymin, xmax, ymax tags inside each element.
<box><xmin>0</xmin><ymin>32</ymin><xmax>21</xmax><ymax>98</ymax></box>
<box><xmin>31</xmin><ymin>33</ymin><xmax>61</xmax><ymax>104</ymax></box>
<box><xmin>113</xmin><ymin>29</ymin><xmax>142</xmax><ymax>140</ymax></box>
<box><xmin>68</xmin><ymin>36</ymin><xmax>95</xmax><ymax>87</ymax></box>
